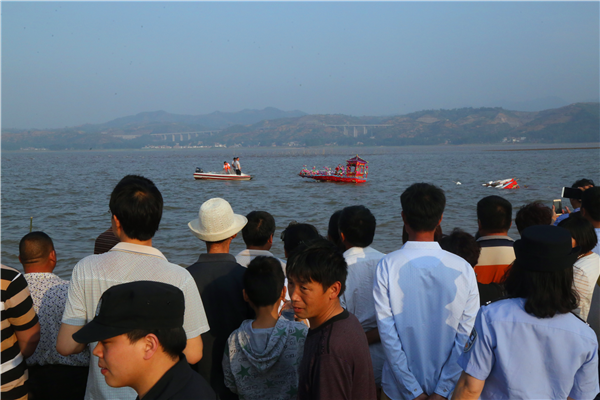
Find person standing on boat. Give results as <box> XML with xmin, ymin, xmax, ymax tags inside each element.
<box><xmin>233</xmin><ymin>157</ymin><xmax>242</xmax><ymax>175</ymax></box>
<box><xmin>223</xmin><ymin>161</ymin><xmax>232</xmax><ymax>174</ymax></box>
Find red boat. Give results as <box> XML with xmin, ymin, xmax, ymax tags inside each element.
<box><xmin>299</xmin><ymin>155</ymin><xmax>369</xmax><ymax>183</ymax></box>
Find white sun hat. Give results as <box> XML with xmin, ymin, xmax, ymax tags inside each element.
<box><xmin>188</xmin><ymin>198</ymin><xmax>248</xmax><ymax>242</ymax></box>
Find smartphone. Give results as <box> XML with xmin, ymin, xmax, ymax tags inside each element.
<box><xmin>553</xmin><ymin>199</ymin><xmax>563</xmax><ymax>214</ymax></box>
<box><xmin>562</xmin><ymin>187</ymin><xmax>583</xmax><ymax>200</ymax></box>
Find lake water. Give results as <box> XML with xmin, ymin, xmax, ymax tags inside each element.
<box><xmin>2</xmin><ymin>144</ymin><xmax>599</xmax><ymax>279</ymax></box>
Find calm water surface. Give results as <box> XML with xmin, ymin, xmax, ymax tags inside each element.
<box><xmin>2</xmin><ymin>144</ymin><xmax>599</xmax><ymax>279</ymax></box>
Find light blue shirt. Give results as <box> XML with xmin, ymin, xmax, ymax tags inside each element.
<box><xmin>374</xmin><ymin>241</ymin><xmax>479</xmax><ymax>399</ymax></box>
<box><xmin>554</xmin><ymin>207</ymin><xmax>580</xmax><ymax>226</ymax></box>
<box><xmin>458</xmin><ymin>298</ymin><xmax>599</xmax><ymax>400</ymax></box>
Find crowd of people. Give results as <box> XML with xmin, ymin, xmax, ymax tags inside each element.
<box><xmin>1</xmin><ymin>174</ymin><xmax>599</xmax><ymax>400</ymax></box>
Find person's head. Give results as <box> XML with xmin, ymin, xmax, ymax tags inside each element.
<box><xmin>515</xmin><ymin>202</ymin><xmax>553</xmax><ymax>234</ymax></box>
<box><xmin>188</xmin><ymin>198</ymin><xmax>248</xmax><ymax>249</ymax></box>
<box><xmin>243</xmin><ymin>256</ymin><xmax>286</xmax><ymax>309</ymax></box>
<box><xmin>18</xmin><ymin>231</ymin><xmax>56</xmax><ymax>272</ymax></box>
<box><xmin>570</xmin><ymin>179</ymin><xmax>595</xmax><ymax>208</ymax></box>
<box><xmin>326</xmin><ymin>210</ymin><xmax>343</xmax><ymax>250</ymax></box>
<box><xmin>438</xmin><ymin>228</ymin><xmax>481</xmax><ymax>267</ymax></box>
<box><xmin>73</xmin><ymin>281</ymin><xmax>186</xmax><ymax>393</ymax></box>
<box><xmin>224</xmin><ymin>161</ymin><xmax>227</xmax><ymax>164</ymax></box>
<box><xmin>286</xmin><ymin>239</ymin><xmax>347</xmax><ymax>326</ymax></box>
<box><xmin>503</xmin><ymin>225</ymin><xmax>580</xmax><ymax>318</ymax></box>
<box><xmin>242</xmin><ymin>211</ymin><xmax>276</xmax><ymax>250</ymax></box>
<box><xmin>400</xmin><ymin>183</ymin><xmax>445</xmax><ymax>232</ymax></box>
<box><xmin>280</xmin><ymin>222</ymin><xmax>321</xmax><ymax>258</ymax></box>
<box><xmin>558</xmin><ymin>213</ymin><xmax>598</xmax><ymax>256</ymax></box>
<box><xmin>109</xmin><ymin>175</ymin><xmax>163</xmax><ymax>241</ymax></box>
<box><xmin>581</xmin><ymin>186</ymin><xmax>600</xmax><ymax>223</ymax></box>
<box><xmin>477</xmin><ymin>195</ymin><xmax>512</xmax><ymax>235</ymax></box>
<box><xmin>339</xmin><ymin>205</ymin><xmax>376</xmax><ymax>249</ymax></box>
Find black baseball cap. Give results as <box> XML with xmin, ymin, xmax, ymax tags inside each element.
<box><xmin>513</xmin><ymin>225</ymin><xmax>580</xmax><ymax>272</ymax></box>
<box><xmin>73</xmin><ymin>281</ymin><xmax>185</xmax><ymax>344</ymax></box>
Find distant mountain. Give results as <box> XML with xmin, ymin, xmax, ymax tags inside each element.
<box><xmin>490</xmin><ymin>96</ymin><xmax>571</xmax><ymax>112</ymax></box>
<box><xmin>2</xmin><ymin>103</ymin><xmax>597</xmax><ymax>150</ymax></box>
<box><xmin>101</xmin><ymin>107</ymin><xmax>307</xmax><ymax>130</ymax></box>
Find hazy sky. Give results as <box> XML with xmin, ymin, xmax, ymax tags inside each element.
<box><xmin>2</xmin><ymin>1</ymin><xmax>599</xmax><ymax>129</ymax></box>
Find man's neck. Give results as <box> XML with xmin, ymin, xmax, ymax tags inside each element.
<box><xmin>407</xmin><ymin>230</ymin><xmax>436</xmax><ymax>242</ymax></box>
<box><xmin>478</xmin><ymin>231</ymin><xmax>509</xmax><ymax>238</ymax></box>
<box><xmin>206</xmin><ymin>241</ymin><xmax>230</xmax><ymax>254</ymax></box>
<box><xmin>136</xmin><ymin>356</ymin><xmax>179</xmax><ymax>399</ymax></box>
<box><xmin>252</xmin><ymin>304</ymin><xmax>279</xmax><ymax>329</ymax></box>
<box><xmin>246</xmin><ymin>245</ymin><xmax>271</xmax><ymax>251</ymax></box>
<box><xmin>308</xmin><ymin>301</ymin><xmax>344</xmax><ymax>330</ymax></box>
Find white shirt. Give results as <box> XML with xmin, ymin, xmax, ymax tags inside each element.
<box><xmin>573</xmin><ymin>252</ymin><xmax>600</xmax><ymax>321</ymax></box>
<box><xmin>593</xmin><ymin>228</ymin><xmax>600</xmax><ymax>256</ymax></box>
<box><xmin>340</xmin><ymin>246</ymin><xmax>386</xmax><ymax>385</ymax></box>
<box><xmin>374</xmin><ymin>241</ymin><xmax>479</xmax><ymax>399</ymax></box>
<box><xmin>458</xmin><ymin>298</ymin><xmax>599</xmax><ymax>400</ymax></box>
<box><xmin>235</xmin><ymin>249</ymin><xmax>286</xmax><ymax>274</ymax></box>
<box><xmin>24</xmin><ymin>272</ymin><xmax>89</xmax><ymax>367</ymax></box>
<box><xmin>62</xmin><ymin>242</ymin><xmax>210</xmax><ymax>400</ymax></box>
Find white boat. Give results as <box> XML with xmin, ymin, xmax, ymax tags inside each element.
<box><xmin>193</xmin><ymin>168</ymin><xmax>252</xmax><ymax>181</ymax></box>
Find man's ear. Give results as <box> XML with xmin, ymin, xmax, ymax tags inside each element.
<box><xmin>267</xmin><ymin>234</ymin><xmax>273</xmax><ymax>245</ymax></box>
<box><xmin>242</xmin><ymin>289</ymin><xmax>250</xmax><ymax>304</ymax></box>
<box><xmin>142</xmin><ymin>334</ymin><xmax>160</xmax><ymax>361</ymax></box>
<box><xmin>48</xmin><ymin>250</ymin><xmax>57</xmax><ymax>265</ymax></box>
<box><xmin>280</xmin><ymin>285</ymin><xmax>287</xmax><ymax>301</ymax></box>
<box><xmin>328</xmin><ymin>281</ymin><xmax>342</xmax><ymax>299</ymax></box>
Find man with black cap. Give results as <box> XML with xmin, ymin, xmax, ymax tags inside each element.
<box><xmin>73</xmin><ymin>281</ymin><xmax>216</xmax><ymax>400</ymax></box>
<box><xmin>453</xmin><ymin>225</ymin><xmax>599</xmax><ymax>399</ymax></box>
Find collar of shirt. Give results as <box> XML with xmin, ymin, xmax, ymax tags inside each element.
<box><xmin>401</xmin><ymin>241</ymin><xmax>443</xmax><ymax>250</ymax></box>
<box><xmin>197</xmin><ymin>253</ymin><xmax>237</xmax><ymax>263</ymax></box>
<box><xmin>343</xmin><ymin>246</ymin><xmax>379</xmax><ymax>258</ymax></box>
<box><xmin>476</xmin><ymin>235</ymin><xmax>514</xmax><ymax>242</ymax></box>
<box><xmin>23</xmin><ymin>272</ymin><xmax>63</xmax><ymax>281</ymax></box>
<box><xmin>135</xmin><ymin>356</ymin><xmax>193</xmax><ymax>400</ymax></box>
<box><xmin>236</xmin><ymin>249</ymin><xmax>274</xmax><ymax>258</ymax></box>
<box><xmin>109</xmin><ymin>242</ymin><xmax>167</xmax><ymax>260</ymax></box>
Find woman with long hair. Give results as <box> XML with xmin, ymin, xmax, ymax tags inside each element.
<box><xmin>559</xmin><ymin>213</ymin><xmax>600</xmax><ymax>321</ymax></box>
<box><xmin>452</xmin><ymin>225</ymin><xmax>599</xmax><ymax>399</ymax></box>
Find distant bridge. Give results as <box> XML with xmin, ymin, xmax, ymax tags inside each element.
<box><xmin>324</xmin><ymin>124</ymin><xmax>393</xmax><ymax>137</ymax></box>
<box><xmin>150</xmin><ymin>130</ymin><xmax>222</xmax><ymax>141</ymax></box>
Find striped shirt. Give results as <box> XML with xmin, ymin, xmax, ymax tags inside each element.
<box><xmin>474</xmin><ymin>235</ymin><xmax>515</xmax><ymax>284</ymax></box>
<box><xmin>93</xmin><ymin>228</ymin><xmax>120</xmax><ymax>255</ymax></box>
<box><xmin>62</xmin><ymin>242</ymin><xmax>210</xmax><ymax>400</ymax></box>
<box><xmin>1</xmin><ymin>265</ymin><xmax>39</xmax><ymax>400</ymax></box>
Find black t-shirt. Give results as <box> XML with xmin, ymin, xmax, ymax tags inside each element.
<box><xmin>298</xmin><ymin>309</ymin><xmax>377</xmax><ymax>400</ymax></box>
<box><xmin>187</xmin><ymin>253</ymin><xmax>254</xmax><ymax>400</ymax></box>
<box><xmin>137</xmin><ymin>356</ymin><xmax>216</xmax><ymax>400</ymax></box>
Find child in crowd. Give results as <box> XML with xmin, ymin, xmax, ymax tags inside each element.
<box><xmin>223</xmin><ymin>256</ymin><xmax>308</xmax><ymax>400</ymax></box>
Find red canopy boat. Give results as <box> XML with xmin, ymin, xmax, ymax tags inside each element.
<box><xmin>299</xmin><ymin>155</ymin><xmax>369</xmax><ymax>183</ymax></box>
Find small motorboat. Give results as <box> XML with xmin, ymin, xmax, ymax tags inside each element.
<box><xmin>193</xmin><ymin>167</ymin><xmax>252</xmax><ymax>181</ymax></box>
<box><xmin>299</xmin><ymin>155</ymin><xmax>369</xmax><ymax>183</ymax></box>
<box><xmin>482</xmin><ymin>178</ymin><xmax>519</xmax><ymax>189</ymax></box>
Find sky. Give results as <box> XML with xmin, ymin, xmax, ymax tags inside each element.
<box><xmin>2</xmin><ymin>1</ymin><xmax>599</xmax><ymax>129</ymax></box>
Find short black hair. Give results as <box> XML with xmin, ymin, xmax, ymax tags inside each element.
<box><xmin>109</xmin><ymin>175</ymin><xmax>163</xmax><ymax>241</ymax></box>
<box><xmin>503</xmin><ymin>261</ymin><xmax>578</xmax><ymax>318</ymax></box>
<box><xmin>582</xmin><ymin>187</ymin><xmax>600</xmax><ymax>222</ymax></box>
<box><xmin>339</xmin><ymin>205</ymin><xmax>376</xmax><ymax>248</ymax></box>
<box><xmin>400</xmin><ymin>183</ymin><xmax>445</xmax><ymax>232</ymax></box>
<box><xmin>477</xmin><ymin>195</ymin><xmax>512</xmax><ymax>233</ymax></box>
<box><xmin>242</xmin><ymin>211</ymin><xmax>276</xmax><ymax>247</ymax></box>
<box><xmin>19</xmin><ymin>231</ymin><xmax>54</xmax><ymax>264</ymax></box>
<box><xmin>244</xmin><ymin>256</ymin><xmax>285</xmax><ymax>307</ymax></box>
<box><xmin>286</xmin><ymin>238</ymin><xmax>347</xmax><ymax>296</ymax></box>
<box><xmin>281</xmin><ymin>222</ymin><xmax>321</xmax><ymax>255</ymax></box>
<box><xmin>439</xmin><ymin>228</ymin><xmax>481</xmax><ymax>267</ymax></box>
<box><xmin>126</xmin><ymin>327</ymin><xmax>186</xmax><ymax>359</ymax></box>
<box><xmin>572</xmin><ymin>179</ymin><xmax>595</xmax><ymax>188</ymax></box>
<box><xmin>327</xmin><ymin>210</ymin><xmax>343</xmax><ymax>249</ymax></box>
<box><xmin>558</xmin><ymin>213</ymin><xmax>598</xmax><ymax>255</ymax></box>
<box><xmin>515</xmin><ymin>202</ymin><xmax>552</xmax><ymax>234</ymax></box>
